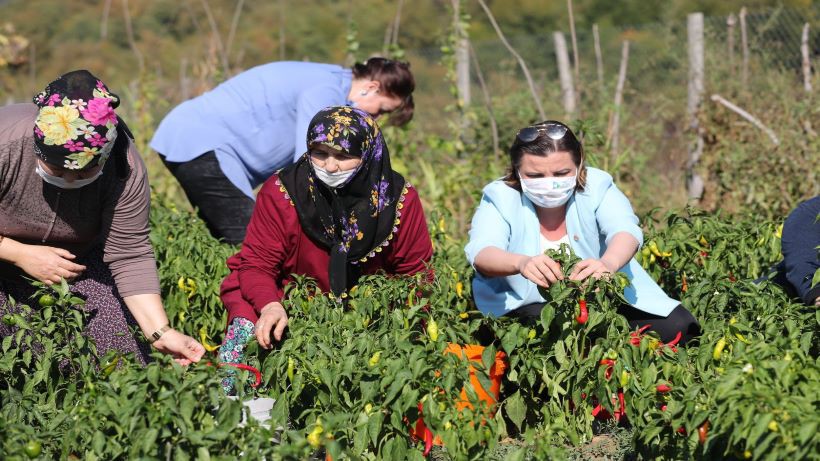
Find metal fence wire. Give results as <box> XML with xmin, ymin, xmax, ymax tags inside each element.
<box><xmin>403</xmin><ymin>5</ymin><xmax>818</xmax><ymax>133</ymax></box>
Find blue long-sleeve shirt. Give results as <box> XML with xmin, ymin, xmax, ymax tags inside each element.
<box><xmin>149</xmin><ymin>62</ymin><xmax>353</xmax><ymax>198</ymax></box>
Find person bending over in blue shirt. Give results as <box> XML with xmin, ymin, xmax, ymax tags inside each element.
<box><xmin>465</xmin><ymin>120</ymin><xmax>700</xmax><ymax>345</ymax></box>
<box><xmin>763</xmin><ymin>195</ymin><xmax>819</xmax><ymax>306</ymax></box>
<box><xmin>150</xmin><ymin>57</ymin><xmax>414</xmax><ymax>244</ymax></box>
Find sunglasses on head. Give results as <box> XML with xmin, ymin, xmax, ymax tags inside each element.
<box><xmin>515</xmin><ymin>122</ymin><xmax>570</xmax><ymax>144</ymax></box>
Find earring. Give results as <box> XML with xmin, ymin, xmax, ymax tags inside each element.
<box><xmin>360</xmin><ymin>90</ymin><xmax>368</xmax><ymax>96</ymax></box>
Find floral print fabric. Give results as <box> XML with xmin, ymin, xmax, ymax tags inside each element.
<box><xmin>278</xmin><ymin>106</ymin><xmax>407</xmax><ymax>297</ymax></box>
<box><xmin>219</xmin><ymin>316</ymin><xmax>255</xmax><ymax>394</ymax></box>
<box><xmin>32</xmin><ymin>70</ymin><xmax>120</xmax><ymax>170</ymax></box>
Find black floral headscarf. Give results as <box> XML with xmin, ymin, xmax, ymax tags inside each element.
<box><xmin>279</xmin><ymin>106</ymin><xmax>406</xmax><ymax>296</ymax></box>
<box><xmin>32</xmin><ymin>70</ymin><xmax>122</xmax><ymax>170</ymax></box>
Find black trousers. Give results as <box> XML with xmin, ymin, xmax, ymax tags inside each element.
<box><xmin>502</xmin><ymin>303</ymin><xmax>701</xmax><ymax>345</ymax></box>
<box><xmin>160</xmin><ymin>151</ymin><xmax>255</xmax><ymax>245</ymax></box>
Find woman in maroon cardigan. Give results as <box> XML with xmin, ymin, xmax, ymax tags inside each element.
<box><xmin>218</xmin><ymin>106</ymin><xmax>432</xmax><ymax>392</ymax></box>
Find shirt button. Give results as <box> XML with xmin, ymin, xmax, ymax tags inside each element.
<box><xmin>573</xmin><ymin>235</ymin><xmax>580</xmax><ymax>241</ymax></box>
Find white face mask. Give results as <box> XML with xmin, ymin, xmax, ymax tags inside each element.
<box><xmin>519</xmin><ymin>170</ymin><xmax>577</xmax><ymax>208</ymax></box>
<box><xmin>36</xmin><ymin>163</ymin><xmax>103</xmax><ymax>189</ymax></box>
<box><xmin>313</xmin><ymin>164</ymin><xmax>356</xmax><ymax>188</ymax></box>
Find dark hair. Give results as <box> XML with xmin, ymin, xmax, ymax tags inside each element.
<box><xmin>351</xmin><ymin>57</ymin><xmax>415</xmax><ymax>126</ymax></box>
<box><xmin>503</xmin><ymin>120</ymin><xmax>587</xmax><ymax>192</ymax></box>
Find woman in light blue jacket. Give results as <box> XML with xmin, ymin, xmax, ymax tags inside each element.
<box><xmin>465</xmin><ymin>121</ymin><xmax>699</xmax><ymax>344</ymax></box>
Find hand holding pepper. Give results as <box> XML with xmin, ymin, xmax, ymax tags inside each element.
<box><xmin>569</xmin><ymin>258</ymin><xmax>613</xmax><ymax>281</ymax></box>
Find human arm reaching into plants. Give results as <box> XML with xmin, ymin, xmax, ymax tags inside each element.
<box><xmin>237</xmin><ymin>180</ymin><xmax>290</xmax><ymax>349</ymax></box>
<box><xmin>123</xmin><ymin>293</ymin><xmax>205</xmax><ymax>365</ymax></box>
<box><xmin>567</xmin><ymin>179</ymin><xmax>643</xmax><ymax>282</ymax></box>
<box><xmin>475</xmin><ymin>247</ymin><xmax>564</xmax><ymax>288</ymax></box>
<box><xmin>569</xmin><ymin>232</ymin><xmax>639</xmax><ymax>281</ymax></box>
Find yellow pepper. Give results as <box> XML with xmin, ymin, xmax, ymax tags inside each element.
<box><xmin>307</xmin><ymin>419</ymin><xmax>323</xmax><ymax>448</ymax></box>
<box><xmin>427</xmin><ymin>319</ymin><xmax>439</xmax><ymax>342</ymax></box>
<box><xmin>368</xmin><ymin>351</ymin><xmax>381</xmax><ymax>367</ymax></box>
<box><xmin>713</xmin><ymin>337</ymin><xmax>727</xmax><ymax>360</ymax></box>
<box><xmin>287</xmin><ymin>357</ymin><xmax>295</xmax><ymax>381</ymax></box>
<box><xmin>767</xmin><ymin>420</ymin><xmax>778</xmax><ymax>432</ymax></box>
<box><xmin>198</xmin><ymin>327</ymin><xmax>219</xmax><ymax>352</ymax></box>
<box><xmin>620</xmin><ymin>370</ymin><xmax>630</xmax><ymax>388</ymax></box>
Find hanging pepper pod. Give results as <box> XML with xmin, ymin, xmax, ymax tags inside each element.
<box><xmin>576</xmin><ymin>299</ymin><xmax>589</xmax><ymax>324</ymax></box>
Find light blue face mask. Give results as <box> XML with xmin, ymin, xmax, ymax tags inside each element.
<box><xmin>36</xmin><ymin>163</ymin><xmax>103</xmax><ymax>189</ymax></box>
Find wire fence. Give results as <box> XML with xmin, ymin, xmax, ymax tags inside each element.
<box><xmin>403</xmin><ymin>5</ymin><xmax>818</xmax><ymax>135</ymax></box>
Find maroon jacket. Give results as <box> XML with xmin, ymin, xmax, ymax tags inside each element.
<box><xmin>220</xmin><ymin>174</ymin><xmax>433</xmax><ymax>324</ymax></box>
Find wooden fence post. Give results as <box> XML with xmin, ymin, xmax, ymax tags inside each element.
<box><xmin>802</xmin><ymin>23</ymin><xmax>812</xmax><ymax>93</ymax></box>
<box><xmin>567</xmin><ymin>0</ymin><xmax>580</xmax><ymax>99</ymax></box>
<box><xmin>609</xmin><ymin>40</ymin><xmax>630</xmax><ymax>162</ymax></box>
<box><xmin>593</xmin><ymin>23</ymin><xmax>604</xmax><ymax>91</ymax></box>
<box><xmin>687</xmin><ymin>13</ymin><xmax>705</xmax><ymax>201</ymax></box>
<box><xmin>739</xmin><ymin>7</ymin><xmax>749</xmax><ymax>90</ymax></box>
<box><xmin>554</xmin><ymin>31</ymin><xmax>576</xmax><ymax>119</ymax></box>
<box><xmin>454</xmin><ymin>0</ymin><xmax>470</xmax><ymax>107</ymax></box>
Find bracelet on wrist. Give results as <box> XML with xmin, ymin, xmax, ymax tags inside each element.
<box><xmin>147</xmin><ymin>324</ymin><xmax>171</xmax><ymax>344</ymax></box>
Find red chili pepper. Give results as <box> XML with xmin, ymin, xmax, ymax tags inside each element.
<box><xmin>629</xmin><ymin>324</ymin><xmax>652</xmax><ymax>346</ymax></box>
<box><xmin>677</xmin><ymin>427</ymin><xmax>687</xmax><ymax>435</ymax></box>
<box><xmin>613</xmin><ymin>390</ymin><xmax>626</xmax><ymax>422</ymax></box>
<box><xmin>661</xmin><ymin>404</ymin><xmax>668</xmax><ymax>411</ymax></box>
<box><xmin>656</xmin><ymin>384</ymin><xmax>672</xmax><ymax>393</ymax></box>
<box><xmin>411</xmin><ymin>402</ymin><xmax>434</xmax><ymax>456</ymax></box>
<box><xmin>206</xmin><ymin>362</ymin><xmax>262</xmax><ymax>388</ymax></box>
<box><xmin>591</xmin><ymin>403</ymin><xmax>611</xmax><ymax>420</ymax></box>
<box><xmin>576</xmin><ymin>299</ymin><xmax>588</xmax><ymax>324</ymax></box>
<box><xmin>599</xmin><ymin>359</ymin><xmax>615</xmax><ymax>380</ymax></box>
<box><xmin>661</xmin><ymin>331</ymin><xmax>682</xmax><ymax>352</ymax></box>
<box><xmin>423</xmin><ymin>426</ymin><xmax>433</xmax><ymax>457</ymax></box>
<box><xmin>698</xmin><ymin>420</ymin><xmax>710</xmax><ymax>444</ymax></box>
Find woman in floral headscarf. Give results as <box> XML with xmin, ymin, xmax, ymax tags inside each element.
<box><xmin>218</xmin><ymin>106</ymin><xmax>432</xmax><ymax>392</ymax></box>
<box><xmin>0</xmin><ymin>70</ymin><xmax>205</xmax><ymax>365</ymax></box>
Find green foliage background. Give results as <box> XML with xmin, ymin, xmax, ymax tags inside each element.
<box><xmin>0</xmin><ymin>1</ymin><xmax>819</xmax><ymax>459</ymax></box>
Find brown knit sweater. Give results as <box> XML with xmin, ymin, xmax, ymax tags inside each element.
<box><xmin>0</xmin><ymin>103</ymin><xmax>159</xmax><ymax>297</ymax></box>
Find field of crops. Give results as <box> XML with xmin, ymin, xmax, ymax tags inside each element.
<box><xmin>1</xmin><ymin>190</ymin><xmax>817</xmax><ymax>459</ymax></box>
